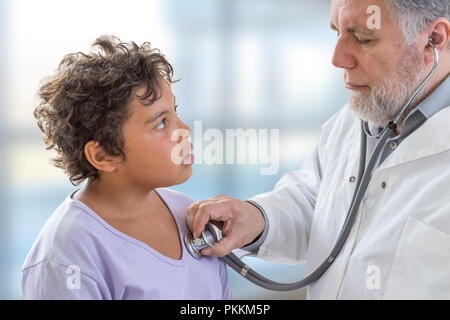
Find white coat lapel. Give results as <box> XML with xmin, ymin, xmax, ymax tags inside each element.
<box><xmin>379</xmin><ymin>105</ymin><xmax>450</xmax><ymax>170</ymax></box>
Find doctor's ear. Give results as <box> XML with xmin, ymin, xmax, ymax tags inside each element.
<box><xmin>422</xmin><ymin>18</ymin><xmax>450</xmax><ymax>65</ymax></box>
<box><xmin>84</xmin><ymin>141</ymin><xmax>122</xmax><ymax>173</ymax></box>
<box><xmin>426</xmin><ymin>18</ymin><xmax>450</xmax><ymax>51</ymax></box>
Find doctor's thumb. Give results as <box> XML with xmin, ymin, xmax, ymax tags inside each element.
<box><xmin>201</xmin><ymin>237</ymin><xmax>234</xmax><ymax>257</ymax></box>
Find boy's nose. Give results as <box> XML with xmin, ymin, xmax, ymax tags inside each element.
<box><xmin>179</xmin><ymin>119</ymin><xmax>192</xmax><ymax>136</ymax></box>
<box><xmin>176</xmin><ymin>123</ymin><xmax>191</xmax><ymax>143</ymax></box>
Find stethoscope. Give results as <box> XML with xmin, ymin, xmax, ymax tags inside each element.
<box><xmin>184</xmin><ymin>38</ymin><xmax>440</xmax><ymax>291</ymax></box>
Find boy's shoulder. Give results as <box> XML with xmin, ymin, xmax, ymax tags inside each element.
<box><xmin>22</xmin><ymin>188</ymin><xmax>197</xmax><ymax>272</ymax></box>
<box><xmin>154</xmin><ymin>188</ymin><xmax>195</xmax><ymax>211</ymax></box>
<box><xmin>154</xmin><ymin>188</ymin><xmax>197</xmax><ymax>231</ymax></box>
<box><xmin>22</xmin><ymin>194</ymin><xmax>111</xmax><ymax>272</ymax></box>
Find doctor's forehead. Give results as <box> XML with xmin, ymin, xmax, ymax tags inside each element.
<box><xmin>330</xmin><ymin>0</ymin><xmax>389</xmax><ymax>30</ymax></box>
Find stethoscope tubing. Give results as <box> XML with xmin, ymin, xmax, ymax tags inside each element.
<box><xmin>222</xmin><ymin>122</ymin><xmax>393</xmax><ymax>291</ymax></box>
<box><xmin>220</xmin><ymin>42</ymin><xmax>440</xmax><ymax>291</ymax></box>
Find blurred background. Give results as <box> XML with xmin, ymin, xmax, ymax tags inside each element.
<box><xmin>0</xmin><ymin>0</ymin><xmax>348</xmax><ymax>299</ymax></box>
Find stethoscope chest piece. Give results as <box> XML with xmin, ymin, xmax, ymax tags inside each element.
<box><xmin>184</xmin><ymin>223</ymin><xmax>220</xmax><ymax>260</ymax></box>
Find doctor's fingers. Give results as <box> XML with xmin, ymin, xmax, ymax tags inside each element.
<box><xmin>186</xmin><ymin>199</ymin><xmax>211</xmax><ymax>232</ymax></box>
<box><xmin>192</xmin><ymin>200</ymin><xmax>235</xmax><ymax>238</ymax></box>
<box><xmin>201</xmin><ymin>234</ymin><xmax>235</xmax><ymax>257</ymax></box>
<box><xmin>187</xmin><ymin>196</ymin><xmax>233</xmax><ymax>233</ymax></box>
<box><xmin>186</xmin><ymin>195</ymin><xmax>229</xmax><ymax>222</ymax></box>
<box><xmin>201</xmin><ymin>220</ymin><xmax>248</xmax><ymax>257</ymax></box>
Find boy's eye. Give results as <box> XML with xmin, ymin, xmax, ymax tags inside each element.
<box><xmin>155</xmin><ymin>119</ymin><xmax>167</xmax><ymax>130</ymax></box>
<box><xmin>175</xmin><ymin>103</ymin><xmax>179</xmax><ymax>114</ymax></box>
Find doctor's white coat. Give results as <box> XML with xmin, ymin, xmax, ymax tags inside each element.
<box><xmin>249</xmin><ymin>104</ymin><xmax>450</xmax><ymax>299</ymax></box>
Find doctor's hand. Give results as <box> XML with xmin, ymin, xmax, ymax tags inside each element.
<box><xmin>186</xmin><ymin>195</ymin><xmax>266</xmax><ymax>257</ymax></box>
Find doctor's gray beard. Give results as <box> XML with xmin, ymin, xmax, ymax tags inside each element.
<box><xmin>349</xmin><ymin>45</ymin><xmax>425</xmax><ymax>128</ymax></box>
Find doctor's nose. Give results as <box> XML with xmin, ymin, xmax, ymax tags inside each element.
<box><xmin>332</xmin><ymin>38</ymin><xmax>357</xmax><ymax>69</ymax></box>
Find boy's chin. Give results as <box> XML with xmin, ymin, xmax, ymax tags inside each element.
<box><xmin>156</xmin><ymin>167</ymin><xmax>193</xmax><ymax>188</ymax></box>
<box><xmin>177</xmin><ymin>167</ymin><xmax>193</xmax><ymax>184</ymax></box>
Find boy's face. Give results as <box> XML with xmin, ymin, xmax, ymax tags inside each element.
<box><xmin>116</xmin><ymin>79</ymin><xmax>193</xmax><ymax>190</ymax></box>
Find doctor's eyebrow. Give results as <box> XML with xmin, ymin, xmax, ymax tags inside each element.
<box><xmin>330</xmin><ymin>23</ymin><xmax>374</xmax><ymax>35</ymax></box>
<box><xmin>330</xmin><ymin>23</ymin><xmax>339</xmax><ymax>31</ymax></box>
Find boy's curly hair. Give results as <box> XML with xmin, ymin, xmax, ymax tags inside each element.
<box><xmin>34</xmin><ymin>35</ymin><xmax>175</xmax><ymax>185</ymax></box>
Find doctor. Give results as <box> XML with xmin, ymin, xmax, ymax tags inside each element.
<box><xmin>187</xmin><ymin>0</ymin><xmax>450</xmax><ymax>299</ymax></box>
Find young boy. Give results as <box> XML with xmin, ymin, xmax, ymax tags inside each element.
<box><xmin>22</xmin><ymin>35</ymin><xmax>231</xmax><ymax>299</ymax></box>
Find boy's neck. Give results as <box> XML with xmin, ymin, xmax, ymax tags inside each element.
<box><xmin>73</xmin><ymin>175</ymin><xmax>160</xmax><ymax>221</ymax></box>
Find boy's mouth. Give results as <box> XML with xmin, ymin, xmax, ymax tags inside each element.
<box><xmin>182</xmin><ymin>153</ymin><xmax>194</xmax><ymax>165</ymax></box>
<box><xmin>182</xmin><ymin>143</ymin><xmax>194</xmax><ymax>165</ymax></box>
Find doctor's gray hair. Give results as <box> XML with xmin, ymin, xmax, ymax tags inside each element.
<box><xmin>384</xmin><ymin>0</ymin><xmax>450</xmax><ymax>46</ymax></box>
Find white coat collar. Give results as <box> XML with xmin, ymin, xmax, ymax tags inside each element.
<box><xmin>378</xmin><ymin>105</ymin><xmax>450</xmax><ymax>170</ymax></box>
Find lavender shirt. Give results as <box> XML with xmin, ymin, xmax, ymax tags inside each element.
<box><xmin>21</xmin><ymin>188</ymin><xmax>231</xmax><ymax>300</ymax></box>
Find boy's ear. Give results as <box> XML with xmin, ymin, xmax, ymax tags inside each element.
<box><xmin>84</xmin><ymin>141</ymin><xmax>121</xmax><ymax>172</ymax></box>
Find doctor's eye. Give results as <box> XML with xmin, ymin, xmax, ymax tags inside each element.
<box><xmin>174</xmin><ymin>103</ymin><xmax>179</xmax><ymax>115</ymax></box>
<box><xmin>356</xmin><ymin>38</ymin><xmax>372</xmax><ymax>45</ymax></box>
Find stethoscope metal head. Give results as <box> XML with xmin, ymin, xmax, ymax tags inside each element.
<box><xmin>184</xmin><ymin>223</ymin><xmax>219</xmax><ymax>260</ymax></box>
